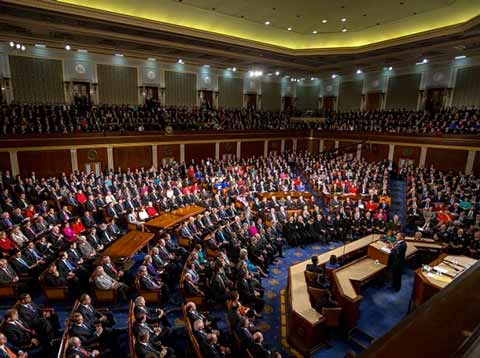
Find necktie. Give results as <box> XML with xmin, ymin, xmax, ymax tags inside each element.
<box><xmin>1</xmin><ymin>346</ymin><xmax>16</xmax><ymax>358</ymax></box>
<box><xmin>14</xmin><ymin>320</ymin><xmax>34</xmax><ymax>335</ymax></box>
<box><xmin>65</xmin><ymin>260</ymin><xmax>74</xmax><ymax>271</ymax></box>
<box><xmin>17</xmin><ymin>258</ymin><xmax>29</xmax><ymax>268</ymax></box>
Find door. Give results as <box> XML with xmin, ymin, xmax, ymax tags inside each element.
<box><xmin>425</xmin><ymin>88</ymin><xmax>446</xmax><ymax>112</ymax></box>
<box><xmin>323</xmin><ymin>96</ymin><xmax>336</xmax><ymax>111</ymax></box>
<box><xmin>200</xmin><ymin>90</ymin><xmax>213</xmax><ymax>108</ymax></box>
<box><xmin>245</xmin><ymin>94</ymin><xmax>257</xmax><ymax>110</ymax></box>
<box><xmin>283</xmin><ymin>96</ymin><xmax>295</xmax><ymax>112</ymax></box>
<box><xmin>366</xmin><ymin>93</ymin><xmax>383</xmax><ymax>110</ymax></box>
<box><xmin>72</xmin><ymin>82</ymin><xmax>91</xmax><ymax>108</ymax></box>
<box><xmin>145</xmin><ymin>86</ymin><xmax>159</xmax><ymax>102</ymax></box>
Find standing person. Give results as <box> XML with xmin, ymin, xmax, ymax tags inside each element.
<box><xmin>389</xmin><ymin>233</ymin><xmax>407</xmax><ymax>291</ymax></box>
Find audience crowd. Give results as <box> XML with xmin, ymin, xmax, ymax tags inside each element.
<box><xmin>0</xmin><ymin>149</ymin><xmax>478</xmax><ymax>358</ymax></box>
<box><xmin>1</xmin><ymin>103</ymin><xmax>479</xmax><ymax>135</ymax></box>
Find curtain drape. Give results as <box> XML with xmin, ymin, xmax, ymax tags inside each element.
<box><xmin>385</xmin><ymin>73</ymin><xmax>421</xmax><ymax>110</ymax></box>
<box><xmin>10</xmin><ymin>55</ymin><xmax>64</xmax><ymax>103</ymax></box>
<box><xmin>218</xmin><ymin>77</ymin><xmax>243</xmax><ymax>108</ymax></box>
<box><xmin>337</xmin><ymin>80</ymin><xmax>363</xmax><ymax>111</ymax></box>
<box><xmin>452</xmin><ymin>66</ymin><xmax>480</xmax><ymax>107</ymax></box>
<box><xmin>165</xmin><ymin>71</ymin><xmax>197</xmax><ymax>106</ymax></box>
<box><xmin>97</xmin><ymin>64</ymin><xmax>138</xmax><ymax>105</ymax></box>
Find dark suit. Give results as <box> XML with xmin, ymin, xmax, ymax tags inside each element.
<box><xmin>1</xmin><ymin>321</ymin><xmax>34</xmax><ymax>348</ymax></box>
<box><xmin>69</xmin><ymin>323</ymin><xmax>99</xmax><ymax>346</ymax></box>
<box><xmin>249</xmin><ymin>342</ymin><xmax>271</xmax><ymax>358</ymax></box>
<box><xmin>389</xmin><ymin>240</ymin><xmax>407</xmax><ymax>291</ymax></box>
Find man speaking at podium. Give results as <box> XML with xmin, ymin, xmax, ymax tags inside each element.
<box><xmin>388</xmin><ymin>233</ymin><xmax>407</xmax><ymax>292</ymax></box>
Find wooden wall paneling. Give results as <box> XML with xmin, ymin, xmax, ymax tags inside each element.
<box><xmin>241</xmin><ymin>141</ymin><xmax>264</xmax><ymax>158</ymax></box>
<box><xmin>268</xmin><ymin>140</ymin><xmax>281</xmax><ymax>154</ymax></box>
<box><xmin>284</xmin><ymin>139</ymin><xmax>293</xmax><ymax>152</ymax></box>
<box><xmin>393</xmin><ymin>146</ymin><xmax>421</xmax><ymax>167</ymax></box>
<box><xmin>18</xmin><ymin>150</ymin><xmax>72</xmax><ymax>178</ymax></box>
<box><xmin>363</xmin><ymin>144</ymin><xmax>389</xmax><ymax>162</ymax></box>
<box><xmin>77</xmin><ymin>148</ymin><xmax>108</xmax><ymax>172</ymax></box>
<box><xmin>157</xmin><ymin>144</ymin><xmax>180</xmax><ymax>164</ymax></box>
<box><xmin>219</xmin><ymin>142</ymin><xmax>237</xmax><ymax>160</ymax></box>
<box><xmin>0</xmin><ymin>152</ymin><xmax>11</xmax><ymax>173</ymax></box>
<box><xmin>296</xmin><ymin>139</ymin><xmax>309</xmax><ymax>153</ymax></box>
<box><xmin>324</xmin><ymin>140</ymin><xmax>335</xmax><ymax>151</ymax></box>
<box><xmin>113</xmin><ymin>146</ymin><xmax>152</xmax><ymax>170</ymax></box>
<box><xmin>185</xmin><ymin>143</ymin><xmax>215</xmax><ymax>163</ymax></box>
<box><xmin>473</xmin><ymin>152</ymin><xmax>480</xmax><ymax>175</ymax></box>
<box><xmin>425</xmin><ymin>148</ymin><xmax>468</xmax><ymax>172</ymax></box>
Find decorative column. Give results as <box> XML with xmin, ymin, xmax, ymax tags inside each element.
<box><xmin>319</xmin><ymin>139</ymin><xmax>324</xmax><ymax>153</ymax></box>
<box><xmin>70</xmin><ymin>149</ymin><xmax>78</xmax><ymax>173</ymax></box>
<box><xmin>107</xmin><ymin>146</ymin><xmax>114</xmax><ymax>170</ymax></box>
<box><xmin>9</xmin><ymin>151</ymin><xmax>19</xmax><ymax>176</ymax></box>
<box><xmin>152</xmin><ymin>145</ymin><xmax>158</xmax><ymax>169</ymax></box>
<box><xmin>180</xmin><ymin>144</ymin><xmax>185</xmax><ymax>162</ymax></box>
<box><xmin>215</xmin><ymin>142</ymin><xmax>220</xmax><ymax>160</ymax></box>
<box><xmin>334</xmin><ymin>141</ymin><xmax>339</xmax><ymax>149</ymax></box>
<box><xmin>419</xmin><ymin>147</ymin><xmax>428</xmax><ymax>168</ymax></box>
<box><xmin>236</xmin><ymin>141</ymin><xmax>241</xmax><ymax>159</ymax></box>
<box><xmin>388</xmin><ymin>144</ymin><xmax>395</xmax><ymax>161</ymax></box>
<box><xmin>356</xmin><ymin>144</ymin><xmax>362</xmax><ymax>161</ymax></box>
<box><xmin>264</xmin><ymin>140</ymin><xmax>269</xmax><ymax>157</ymax></box>
<box><xmin>466</xmin><ymin>150</ymin><xmax>476</xmax><ymax>175</ymax></box>
<box><xmin>292</xmin><ymin>139</ymin><xmax>298</xmax><ymax>151</ymax></box>
<box><xmin>280</xmin><ymin>139</ymin><xmax>285</xmax><ymax>153</ymax></box>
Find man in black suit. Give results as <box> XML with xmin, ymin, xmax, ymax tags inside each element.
<box><xmin>0</xmin><ymin>258</ymin><xmax>19</xmax><ymax>285</ymax></box>
<box><xmin>133</xmin><ymin>296</ymin><xmax>170</xmax><ymax>327</ymax></box>
<box><xmin>234</xmin><ymin>317</ymin><xmax>254</xmax><ymax>351</ymax></box>
<box><xmin>69</xmin><ymin>312</ymin><xmax>104</xmax><ymax>347</ymax></box>
<box><xmin>16</xmin><ymin>293</ymin><xmax>60</xmax><ymax>341</ymax></box>
<box><xmin>249</xmin><ymin>332</ymin><xmax>271</xmax><ymax>358</ymax></box>
<box><xmin>66</xmin><ymin>336</ymin><xmax>100</xmax><ymax>358</ymax></box>
<box><xmin>0</xmin><ymin>332</ymin><xmax>28</xmax><ymax>358</ymax></box>
<box><xmin>1</xmin><ymin>308</ymin><xmax>41</xmax><ymax>351</ymax></box>
<box><xmin>306</xmin><ymin>256</ymin><xmax>323</xmax><ymax>274</ymax></box>
<box><xmin>77</xmin><ymin>294</ymin><xmax>115</xmax><ymax>328</ymax></box>
<box><xmin>135</xmin><ymin>330</ymin><xmax>175</xmax><ymax>358</ymax></box>
<box><xmin>389</xmin><ymin>233</ymin><xmax>407</xmax><ymax>291</ymax></box>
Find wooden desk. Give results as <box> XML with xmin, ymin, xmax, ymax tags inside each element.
<box><xmin>145</xmin><ymin>205</ymin><xmax>205</xmax><ymax>230</ymax></box>
<box><xmin>287</xmin><ymin>234</ymin><xmax>382</xmax><ymax>356</ymax></box>
<box><xmin>411</xmin><ymin>254</ymin><xmax>477</xmax><ymax>309</ymax></box>
<box><xmin>102</xmin><ymin>230</ymin><xmax>154</xmax><ymax>260</ymax></box>
<box><xmin>367</xmin><ymin>240</ymin><xmax>436</xmax><ymax>265</ymax></box>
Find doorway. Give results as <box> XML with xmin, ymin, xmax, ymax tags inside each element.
<box><xmin>72</xmin><ymin>82</ymin><xmax>91</xmax><ymax>109</ymax></box>
<box><xmin>323</xmin><ymin>96</ymin><xmax>336</xmax><ymax>111</ymax></box>
<box><xmin>424</xmin><ymin>88</ymin><xmax>446</xmax><ymax>112</ymax></box>
<box><xmin>366</xmin><ymin>93</ymin><xmax>383</xmax><ymax>111</ymax></box>
<box><xmin>245</xmin><ymin>94</ymin><xmax>257</xmax><ymax>110</ymax></box>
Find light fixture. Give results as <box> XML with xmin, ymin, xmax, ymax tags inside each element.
<box><xmin>342</xmin><ymin>28</ymin><xmax>348</xmax><ymax>32</ymax></box>
<box><xmin>287</xmin><ymin>27</ymin><xmax>292</xmax><ymax>31</ymax></box>
<box><xmin>356</xmin><ymin>69</ymin><xmax>363</xmax><ymax>74</ymax></box>
<box><xmin>322</xmin><ymin>19</ymin><xmax>327</xmax><ymax>23</ymax></box>
<box><xmin>35</xmin><ymin>44</ymin><xmax>46</xmax><ymax>48</ymax></box>
<box><xmin>268</xmin><ymin>73</ymin><xmax>273</xmax><ymax>76</ymax></box>
<box><xmin>312</xmin><ymin>30</ymin><xmax>318</xmax><ymax>34</ymax></box>
<box><xmin>332</xmin><ymin>74</ymin><xmax>337</xmax><ymax>79</ymax></box>
<box><xmin>203</xmin><ymin>64</ymin><xmax>210</xmax><ymax>67</ymax></box>
<box><xmin>341</xmin><ymin>18</ymin><xmax>347</xmax><ymax>22</ymax></box>
<box><xmin>15</xmin><ymin>43</ymin><xmax>20</xmax><ymax>49</ymax></box>
<box><xmin>21</xmin><ymin>45</ymin><xmax>26</xmax><ymax>51</ymax></box>
<box><xmin>78</xmin><ymin>49</ymin><xmax>88</xmax><ymax>53</ymax></box>
<box><xmin>147</xmin><ymin>57</ymin><xmax>156</xmax><ymax>61</ymax></box>
<box><xmin>115</xmin><ymin>53</ymin><xmax>124</xmax><ymax>57</ymax></box>
<box><xmin>9</xmin><ymin>41</ymin><xmax>14</xmax><ymax>47</ymax></box>
<box><xmin>388</xmin><ymin>66</ymin><xmax>393</xmax><ymax>71</ymax></box>
<box><xmin>232</xmin><ymin>67</ymin><xmax>237</xmax><ymax>72</ymax></box>
<box><xmin>454</xmin><ymin>55</ymin><xmax>466</xmax><ymax>60</ymax></box>
<box><xmin>265</xmin><ymin>21</ymin><xmax>270</xmax><ymax>25</ymax></box>
<box><xmin>65</xmin><ymin>45</ymin><xmax>71</xmax><ymax>50</ymax></box>
<box><xmin>177</xmin><ymin>58</ymin><xmax>184</xmax><ymax>64</ymax></box>
<box><xmin>416</xmin><ymin>58</ymin><xmax>428</xmax><ymax>65</ymax></box>
<box><xmin>311</xmin><ymin>77</ymin><xmax>315</xmax><ymax>80</ymax></box>
<box><xmin>275</xmin><ymin>71</ymin><xmax>280</xmax><ymax>76</ymax></box>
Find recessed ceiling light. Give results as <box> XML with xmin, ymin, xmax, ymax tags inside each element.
<box><xmin>177</xmin><ymin>58</ymin><xmax>184</xmax><ymax>64</ymax></box>
<box><xmin>311</xmin><ymin>77</ymin><xmax>316</xmax><ymax>81</ymax></box>
<box><xmin>147</xmin><ymin>57</ymin><xmax>156</xmax><ymax>61</ymax></box>
<box><xmin>78</xmin><ymin>49</ymin><xmax>88</xmax><ymax>53</ymax></box>
<box><xmin>35</xmin><ymin>44</ymin><xmax>46</xmax><ymax>48</ymax></box>
<box><xmin>65</xmin><ymin>45</ymin><xmax>71</xmax><ymax>50</ymax></box>
<box><xmin>115</xmin><ymin>53</ymin><xmax>124</xmax><ymax>57</ymax></box>
<box><xmin>232</xmin><ymin>67</ymin><xmax>237</xmax><ymax>72</ymax></box>
<box><xmin>322</xmin><ymin>19</ymin><xmax>327</xmax><ymax>23</ymax></box>
<box><xmin>388</xmin><ymin>66</ymin><xmax>393</xmax><ymax>71</ymax></box>
<box><xmin>265</xmin><ymin>21</ymin><xmax>270</xmax><ymax>25</ymax></box>
<box><xmin>312</xmin><ymin>30</ymin><xmax>318</xmax><ymax>34</ymax></box>
<box><xmin>332</xmin><ymin>74</ymin><xmax>337</xmax><ymax>79</ymax></box>
<box><xmin>356</xmin><ymin>69</ymin><xmax>362</xmax><ymax>74</ymax></box>
<box><xmin>287</xmin><ymin>27</ymin><xmax>292</xmax><ymax>31</ymax></box>
<box><xmin>454</xmin><ymin>55</ymin><xmax>466</xmax><ymax>60</ymax></box>
<box><xmin>203</xmin><ymin>64</ymin><xmax>210</xmax><ymax>67</ymax></box>
<box><xmin>342</xmin><ymin>28</ymin><xmax>348</xmax><ymax>32</ymax></box>
<box><xmin>275</xmin><ymin>71</ymin><xmax>280</xmax><ymax>76</ymax></box>
<box><xmin>9</xmin><ymin>41</ymin><xmax>14</xmax><ymax>47</ymax></box>
<box><xmin>341</xmin><ymin>18</ymin><xmax>347</xmax><ymax>22</ymax></box>
<box><xmin>268</xmin><ymin>73</ymin><xmax>273</xmax><ymax>76</ymax></box>
<box><xmin>416</xmin><ymin>58</ymin><xmax>428</xmax><ymax>65</ymax></box>
<box><xmin>21</xmin><ymin>45</ymin><xmax>26</xmax><ymax>51</ymax></box>
<box><xmin>15</xmin><ymin>43</ymin><xmax>21</xmax><ymax>49</ymax></box>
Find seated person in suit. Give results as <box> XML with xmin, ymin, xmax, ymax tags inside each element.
<box><xmin>0</xmin><ymin>332</ymin><xmax>28</xmax><ymax>358</ymax></box>
<box><xmin>312</xmin><ymin>288</ymin><xmax>339</xmax><ymax>312</ymax></box>
<box><xmin>135</xmin><ymin>330</ymin><xmax>175</xmax><ymax>358</ymax></box>
<box><xmin>77</xmin><ymin>293</ymin><xmax>115</xmax><ymax>328</ymax></box>
<box><xmin>325</xmin><ymin>255</ymin><xmax>341</xmax><ymax>270</ymax></box>
<box><xmin>234</xmin><ymin>317</ymin><xmax>254</xmax><ymax>351</ymax></box>
<box><xmin>1</xmin><ymin>308</ymin><xmax>42</xmax><ymax>352</ymax></box>
<box><xmin>16</xmin><ymin>293</ymin><xmax>60</xmax><ymax>342</ymax></box>
<box><xmin>100</xmin><ymin>256</ymin><xmax>124</xmax><ymax>282</ymax></box>
<box><xmin>134</xmin><ymin>296</ymin><xmax>170</xmax><ymax>328</ymax></box>
<box><xmin>66</xmin><ymin>336</ymin><xmax>100</xmax><ymax>358</ymax></box>
<box><xmin>91</xmin><ymin>266</ymin><xmax>128</xmax><ymax>302</ymax></box>
<box><xmin>132</xmin><ymin>313</ymin><xmax>177</xmax><ymax>356</ymax></box>
<box><xmin>249</xmin><ymin>332</ymin><xmax>271</xmax><ymax>358</ymax></box>
<box><xmin>69</xmin><ymin>312</ymin><xmax>105</xmax><ymax>347</ymax></box>
<box><xmin>306</xmin><ymin>255</ymin><xmax>324</xmax><ymax>274</ymax></box>
<box><xmin>0</xmin><ymin>258</ymin><xmax>19</xmax><ymax>285</ymax></box>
